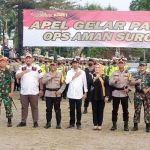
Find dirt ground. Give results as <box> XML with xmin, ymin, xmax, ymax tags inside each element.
<box><xmin>0</xmin><ymin>91</ymin><xmax>149</xmax><ymax>150</ymax></box>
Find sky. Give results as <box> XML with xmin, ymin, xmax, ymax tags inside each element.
<box><xmin>77</xmin><ymin>0</ymin><xmax>132</xmax><ymax>10</ymax></box>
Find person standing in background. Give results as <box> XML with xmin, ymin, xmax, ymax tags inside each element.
<box><xmin>83</xmin><ymin>59</ymin><xmax>95</xmax><ymax>114</ymax></box>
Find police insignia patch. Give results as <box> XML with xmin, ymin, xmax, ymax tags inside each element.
<box><xmin>22</xmin><ymin>67</ymin><xmax>26</xmax><ymax>71</ymax></box>
<box><xmin>32</xmin><ymin>67</ymin><xmax>37</xmax><ymax>71</ymax></box>
<box><xmin>38</xmin><ymin>70</ymin><xmax>42</xmax><ymax>73</ymax></box>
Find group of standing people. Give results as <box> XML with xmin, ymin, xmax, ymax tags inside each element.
<box><xmin>0</xmin><ymin>53</ymin><xmax>150</xmax><ymax>132</ymax></box>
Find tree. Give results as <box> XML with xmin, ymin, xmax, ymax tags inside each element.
<box><xmin>130</xmin><ymin>0</ymin><xmax>150</xmax><ymax>10</ymax></box>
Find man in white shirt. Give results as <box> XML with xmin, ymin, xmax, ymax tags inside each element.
<box><xmin>16</xmin><ymin>53</ymin><xmax>43</xmax><ymax>128</ymax></box>
<box><xmin>65</xmin><ymin>58</ymin><xmax>88</xmax><ymax>130</ymax></box>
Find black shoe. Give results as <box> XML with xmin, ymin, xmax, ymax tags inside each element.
<box><xmin>111</xmin><ymin>122</ymin><xmax>117</xmax><ymax>131</ymax></box>
<box><xmin>83</xmin><ymin>107</ymin><xmax>87</xmax><ymax>114</ymax></box>
<box><xmin>41</xmin><ymin>96</ymin><xmax>45</xmax><ymax>101</ymax></box>
<box><xmin>56</xmin><ymin>124</ymin><xmax>61</xmax><ymax>129</ymax></box>
<box><xmin>132</xmin><ymin>123</ymin><xmax>138</xmax><ymax>131</ymax></box>
<box><xmin>17</xmin><ymin>122</ymin><xmax>26</xmax><ymax>127</ymax></box>
<box><xmin>7</xmin><ymin>118</ymin><xmax>12</xmax><ymax>127</ymax></box>
<box><xmin>66</xmin><ymin>125</ymin><xmax>75</xmax><ymax>129</ymax></box>
<box><xmin>146</xmin><ymin>124</ymin><xmax>150</xmax><ymax>132</ymax></box>
<box><xmin>33</xmin><ymin>122</ymin><xmax>39</xmax><ymax>128</ymax></box>
<box><xmin>44</xmin><ymin>122</ymin><xmax>51</xmax><ymax>129</ymax></box>
<box><xmin>124</xmin><ymin>121</ymin><xmax>129</xmax><ymax>131</ymax></box>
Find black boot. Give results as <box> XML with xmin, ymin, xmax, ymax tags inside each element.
<box><xmin>132</xmin><ymin>123</ymin><xmax>138</xmax><ymax>131</ymax></box>
<box><xmin>124</xmin><ymin>121</ymin><xmax>129</xmax><ymax>131</ymax></box>
<box><xmin>44</xmin><ymin>121</ymin><xmax>51</xmax><ymax>129</ymax></box>
<box><xmin>146</xmin><ymin>124</ymin><xmax>150</xmax><ymax>132</ymax></box>
<box><xmin>111</xmin><ymin>122</ymin><xmax>117</xmax><ymax>131</ymax></box>
<box><xmin>7</xmin><ymin>118</ymin><xmax>12</xmax><ymax>127</ymax></box>
<box><xmin>56</xmin><ymin>120</ymin><xmax>61</xmax><ymax>129</ymax></box>
<box><xmin>83</xmin><ymin>107</ymin><xmax>87</xmax><ymax>114</ymax></box>
<box><xmin>33</xmin><ymin>122</ymin><xmax>39</xmax><ymax>128</ymax></box>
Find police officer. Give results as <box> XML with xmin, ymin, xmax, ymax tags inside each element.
<box><xmin>42</xmin><ymin>62</ymin><xmax>66</xmax><ymax>129</ymax></box>
<box><xmin>0</xmin><ymin>55</ymin><xmax>14</xmax><ymax>127</ymax></box>
<box><xmin>130</xmin><ymin>61</ymin><xmax>150</xmax><ymax>132</ymax></box>
<box><xmin>109</xmin><ymin>58</ymin><xmax>132</xmax><ymax>131</ymax></box>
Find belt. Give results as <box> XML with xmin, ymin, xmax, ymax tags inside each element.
<box><xmin>113</xmin><ymin>87</ymin><xmax>124</xmax><ymax>90</ymax></box>
<box><xmin>135</xmin><ymin>89</ymin><xmax>144</xmax><ymax>93</ymax></box>
<box><xmin>46</xmin><ymin>88</ymin><xmax>60</xmax><ymax>91</ymax></box>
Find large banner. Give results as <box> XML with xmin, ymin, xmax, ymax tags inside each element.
<box><xmin>23</xmin><ymin>10</ymin><xmax>150</xmax><ymax>48</ymax></box>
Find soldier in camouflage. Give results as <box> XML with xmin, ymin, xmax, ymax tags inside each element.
<box><xmin>130</xmin><ymin>61</ymin><xmax>150</xmax><ymax>132</ymax></box>
<box><xmin>0</xmin><ymin>55</ymin><xmax>14</xmax><ymax>127</ymax></box>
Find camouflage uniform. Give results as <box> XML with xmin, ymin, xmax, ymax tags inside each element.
<box><xmin>0</xmin><ymin>68</ymin><xmax>14</xmax><ymax>118</ymax></box>
<box><xmin>132</xmin><ymin>71</ymin><xmax>150</xmax><ymax>124</ymax></box>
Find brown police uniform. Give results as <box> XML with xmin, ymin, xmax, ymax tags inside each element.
<box><xmin>42</xmin><ymin>71</ymin><xmax>66</xmax><ymax>128</ymax></box>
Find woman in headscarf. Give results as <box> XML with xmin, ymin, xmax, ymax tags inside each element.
<box><xmin>91</xmin><ymin>63</ymin><xmax>110</xmax><ymax>130</ymax></box>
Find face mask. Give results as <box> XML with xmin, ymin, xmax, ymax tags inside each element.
<box><xmin>50</xmin><ymin>61</ymin><xmax>52</xmax><ymax>63</ymax></box>
<box><xmin>58</xmin><ymin>62</ymin><xmax>61</xmax><ymax>65</ymax></box>
<box><xmin>66</xmin><ymin>61</ymin><xmax>68</xmax><ymax>63</ymax></box>
<box><xmin>63</xmin><ymin>63</ymin><xmax>65</xmax><ymax>65</ymax></box>
<box><xmin>103</xmin><ymin>63</ymin><xmax>106</xmax><ymax>65</ymax></box>
<box><xmin>83</xmin><ymin>63</ymin><xmax>86</xmax><ymax>65</ymax></box>
<box><xmin>88</xmin><ymin>63</ymin><xmax>93</xmax><ymax>67</ymax></box>
<box><xmin>113</xmin><ymin>62</ymin><xmax>116</xmax><ymax>65</ymax></box>
<box><xmin>39</xmin><ymin>60</ymin><xmax>42</xmax><ymax>63</ymax></box>
<box><xmin>22</xmin><ymin>61</ymin><xmax>25</xmax><ymax>63</ymax></box>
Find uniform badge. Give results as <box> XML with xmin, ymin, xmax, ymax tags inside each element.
<box><xmin>22</xmin><ymin>67</ymin><xmax>26</xmax><ymax>71</ymax></box>
<box><xmin>32</xmin><ymin>67</ymin><xmax>37</xmax><ymax>71</ymax></box>
<box><xmin>38</xmin><ymin>69</ymin><xmax>42</xmax><ymax>73</ymax></box>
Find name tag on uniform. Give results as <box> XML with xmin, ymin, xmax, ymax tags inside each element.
<box><xmin>32</xmin><ymin>67</ymin><xmax>37</xmax><ymax>71</ymax></box>
<box><xmin>22</xmin><ymin>67</ymin><xmax>26</xmax><ymax>71</ymax></box>
<box><xmin>55</xmin><ymin>77</ymin><xmax>60</xmax><ymax>81</ymax></box>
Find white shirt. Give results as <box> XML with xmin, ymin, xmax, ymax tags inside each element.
<box><xmin>65</xmin><ymin>68</ymin><xmax>88</xmax><ymax>99</ymax></box>
<box><xmin>16</xmin><ymin>64</ymin><xmax>43</xmax><ymax>95</ymax></box>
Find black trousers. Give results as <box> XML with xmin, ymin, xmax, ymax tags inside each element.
<box><xmin>45</xmin><ymin>97</ymin><xmax>61</xmax><ymax>124</ymax></box>
<box><xmin>92</xmin><ymin>100</ymin><xmax>105</xmax><ymax>126</ymax></box>
<box><xmin>84</xmin><ymin>97</ymin><xmax>90</xmax><ymax>108</ymax></box>
<box><xmin>69</xmin><ymin>99</ymin><xmax>82</xmax><ymax>126</ymax></box>
<box><xmin>112</xmin><ymin>97</ymin><xmax>129</xmax><ymax>122</ymax></box>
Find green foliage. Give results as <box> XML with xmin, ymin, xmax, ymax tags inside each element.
<box><xmin>130</xmin><ymin>0</ymin><xmax>150</xmax><ymax>10</ymax></box>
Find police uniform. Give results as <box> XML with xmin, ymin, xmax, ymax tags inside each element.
<box><xmin>131</xmin><ymin>61</ymin><xmax>150</xmax><ymax>132</ymax></box>
<box><xmin>109</xmin><ymin>58</ymin><xmax>132</xmax><ymax>131</ymax></box>
<box><xmin>0</xmin><ymin>56</ymin><xmax>15</xmax><ymax>127</ymax></box>
<box><xmin>42</xmin><ymin>62</ymin><xmax>66</xmax><ymax>129</ymax></box>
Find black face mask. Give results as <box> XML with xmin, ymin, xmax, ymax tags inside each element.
<box><xmin>63</xmin><ymin>63</ymin><xmax>65</xmax><ymax>65</ymax></box>
<box><xmin>88</xmin><ymin>63</ymin><xmax>93</xmax><ymax>67</ymax></box>
<box><xmin>113</xmin><ymin>62</ymin><xmax>117</xmax><ymax>65</ymax></box>
<box><xmin>22</xmin><ymin>61</ymin><xmax>25</xmax><ymax>63</ymax></box>
<box><xmin>58</xmin><ymin>62</ymin><xmax>61</xmax><ymax>65</ymax></box>
<box><xmin>83</xmin><ymin>63</ymin><xmax>86</xmax><ymax>65</ymax></box>
<box><xmin>103</xmin><ymin>63</ymin><xmax>106</xmax><ymax>65</ymax></box>
<box><xmin>39</xmin><ymin>60</ymin><xmax>42</xmax><ymax>63</ymax></box>
<box><xmin>66</xmin><ymin>61</ymin><xmax>68</xmax><ymax>63</ymax></box>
